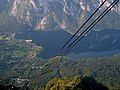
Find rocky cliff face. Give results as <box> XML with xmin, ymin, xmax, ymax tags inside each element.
<box><xmin>9</xmin><ymin>0</ymin><xmax>120</xmax><ymax>33</ymax></box>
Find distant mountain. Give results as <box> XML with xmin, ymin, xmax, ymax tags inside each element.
<box><xmin>0</xmin><ymin>1</ymin><xmax>120</xmax><ymax>90</ymax></box>
<box><xmin>7</xmin><ymin>0</ymin><xmax>120</xmax><ymax>33</ymax></box>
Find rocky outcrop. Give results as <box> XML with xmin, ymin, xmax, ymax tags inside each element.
<box><xmin>9</xmin><ymin>0</ymin><xmax>120</xmax><ymax>33</ymax></box>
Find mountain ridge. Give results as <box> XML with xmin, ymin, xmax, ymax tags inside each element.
<box><xmin>7</xmin><ymin>0</ymin><xmax>120</xmax><ymax>33</ymax></box>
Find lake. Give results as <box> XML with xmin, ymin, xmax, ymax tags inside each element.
<box><xmin>15</xmin><ymin>29</ymin><xmax>120</xmax><ymax>59</ymax></box>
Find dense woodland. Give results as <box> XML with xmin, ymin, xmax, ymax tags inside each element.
<box><xmin>0</xmin><ymin>48</ymin><xmax>120</xmax><ymax>90</ymax></box>
<box><xmin>45</xmin><ymin>76</ymin><xmax>109</xmax><ymax>90</ymax></box>
<box><xmin>0</xmin><ymin>1</ymin><xmax>120</xmax><ymax>90</ymax></box>
<box><xmin>0</xmin><ymin>13</ymin><xmax>120</xmax><ymax>90</ymax></box>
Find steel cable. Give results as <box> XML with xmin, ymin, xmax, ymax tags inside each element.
<box><xmin>61</xmin><ymin>0</ymin><xmax>119</xmax><ymax>56</ymax></box>
<box><xmin>56</xmin><ymin>0</ymin><xmax>107</xmax><ymax>56</ymax></box>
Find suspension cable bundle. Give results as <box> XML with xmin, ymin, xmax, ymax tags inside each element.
<box><xmin>29</xmin><ymin>0</ymin><xmax>119</xmax><ymax>79</ymax></box>
<box><xmin>56</xmin><ymin>0</ymin><xmax>119</xmax><ymax>57</ymax></box>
